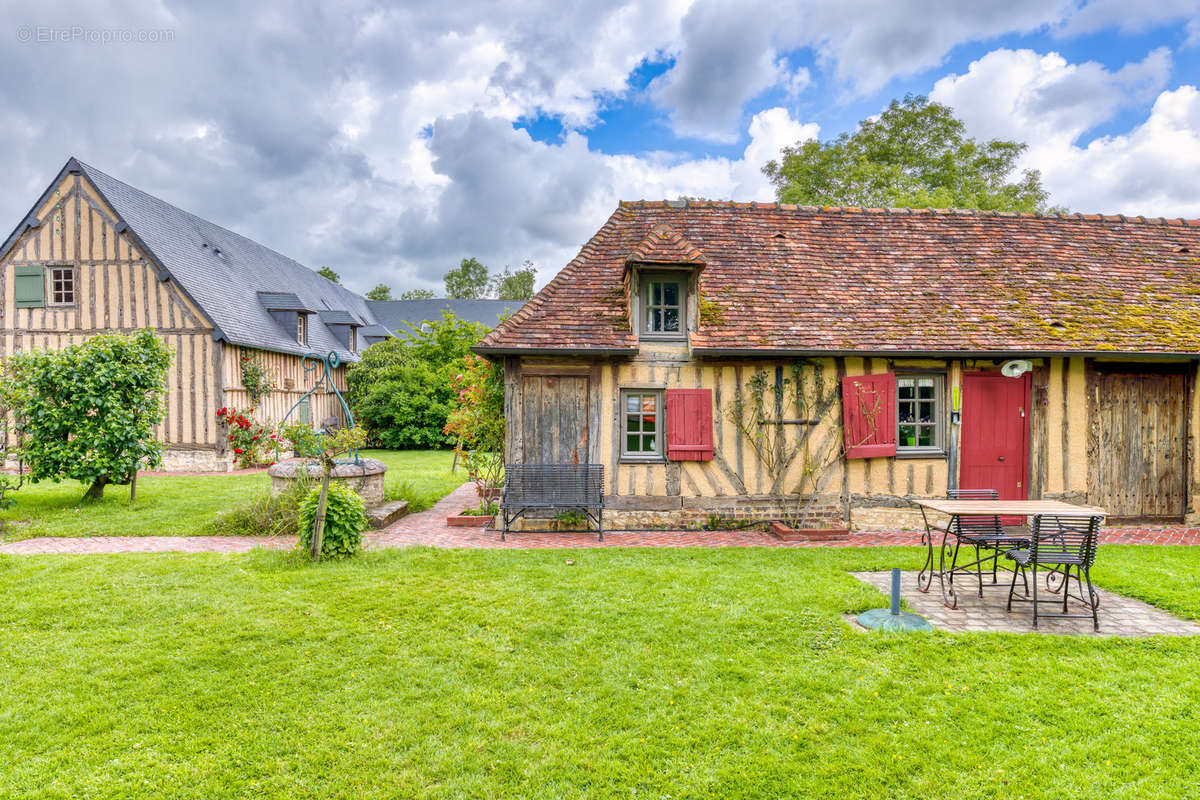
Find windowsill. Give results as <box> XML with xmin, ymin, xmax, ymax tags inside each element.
<box><xmin>47</xmin><ymin>304</ymin><xmax>77</xmax><ymax>309</ymax></box>
<box><xmin>620</xmin><ymin>455</ymin><xmax>666</xmax><ymax>464</ymax></box>
<box><xmin>638</xmin><ymin>333</ymin><xmax>688</xmax><ymax>342</ymax></box>
<box><xmin>895</xmin><ymin>448</ymin><xmax>946</xmax><ymax>460</ymax></box>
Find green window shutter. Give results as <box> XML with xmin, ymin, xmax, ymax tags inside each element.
<box><xmin>298</xmin><ymin>397</ymin><xmax>311</xmax><ymax>425</ymax></box>
<box><xmin>14</xmin><ymin>265</ymin><xmax>44</xmax><ymax>308</ymax></box>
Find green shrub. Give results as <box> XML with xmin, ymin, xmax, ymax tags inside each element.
<box><xmin>298</xmin><ymin>481</ymin><xmax>367</xmax><ymax>559</ymax></box>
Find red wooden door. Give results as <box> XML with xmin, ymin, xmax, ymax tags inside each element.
<box><xmin>960</xmin><ymin>372</ymin><xmax>1030</xmax><ymax>518</ymax></box>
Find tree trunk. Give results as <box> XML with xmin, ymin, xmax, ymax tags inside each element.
<box><xmin>129</xmin><ymin>470</ymin><xmax>138</xmax><ymax>505</ymax></box>
<box><xmin>84</xmin><ymin>476</ymin><xmax>108</xmax><ymax>501</ymax></box>
<box><xmin>310</xmin><ymin>462</ymin><xmax>332</xmax><ymax>561</ymax></box>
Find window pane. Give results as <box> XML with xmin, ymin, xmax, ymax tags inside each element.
<box><xmin>626</xmin><ymin>395</ymin><xmax>640</xmax><ymax>413</ymax></box>
<box><xmin>663</xmin><ymin>308</ymin><xmax>679</xmax><ymax>331</ymax></box>
<box><xmin>899</xmin><ymin>424</ymin><xmax>916</xmax><ymax>444</ymax></box>
<box><xmin>641</xmin><ymin>395</ymin><xmax>656</xmax><ymax>412</ymax></box>
<box><xmin>643</xmin><ymin>435</ymin><xmax>655</xmax><ymax>452</ymax></box>
<box><xmin>898</xmin><ymin>401</ymin><xmax>914</xmax><ymax>423</ymax></box>
<box><xmin>627</xmin><ymin>417</ymin><xmax>640</xmax><ymax>433</ymax></box>
<box><xmin>627</xmin><ymin>434</ymin><xmax>640</xmax><ymax>452</ymax></box>
<box><xmin>662</xmin><ymin>282</ymin><xmax>678</xmax><ymax>305</ymax></box>
<box><xmin>897</xmin><ymin>379</ymin><xmax>914</xmax><ymax>400</ymax></box>
<box><xmin>918</xmin><ymin>401</ymin><xmax>934</xmax><ymax>422</ymax></box>
<box><xmin>651</xmin><ymin>283</ymin><xmax>661</xmax><ymax>304</ymax></box>
<box><xmin>643</xmin><ymin>417</ymin><xmax>655</xmax><ymax>433</ymax></box>
<box><xmin>918</xmin><ymin>427</ymin><xmax>935</xmax><ymax>446</ymax></box>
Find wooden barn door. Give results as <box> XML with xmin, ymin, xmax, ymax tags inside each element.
<box><xmin>1088</xmin><ymin>369</ymin><xmax>1188</xmax><ymax>521</ymax></box>
<box><xmin>520</xmin><ymin>373</ymin><xmax>590</xmax><ymax>464</ymax></box>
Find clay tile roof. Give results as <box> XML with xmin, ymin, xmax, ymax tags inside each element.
<box><xmin>477</xmin><ymin>202</ymin><xmax>1200</xmax><ymax>356</ymax></box>
<box><xmin>626</xmin><ymin>223</ymin><xmax>706</xmax><ymax>267</ymax></box>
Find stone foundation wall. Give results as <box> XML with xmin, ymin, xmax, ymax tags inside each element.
<box><xmin>160</xmin><ymin>448</ymin><xmax>232</xmax><ymax>473</ymax></box>
<box><xmin>508</xmin><ymin>494</ymin><xmax>846</xmax><ymax>531</ymax></box>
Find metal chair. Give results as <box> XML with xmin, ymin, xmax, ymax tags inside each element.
<box><xmin>946</xmin><ymin>489</ymin><xmax>1029</xmax><ymax>597</ymax></box>
<box><xmin>1005</xmin><ymin>514</ymin><xmax>1102</xmax><ymax>630</ymax></box>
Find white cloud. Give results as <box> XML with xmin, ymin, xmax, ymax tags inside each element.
<box><xmin>931</xmin><ymin>48</ymin><xmax>1200</xmax><ymax>217</ymax></box>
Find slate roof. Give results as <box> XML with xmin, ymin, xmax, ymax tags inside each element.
<box><xmin>478</xmin><ymin>201</ymin><xmax>1200</xmax><ymax>357</ymax></box>
<box><xmin>18</xmin><ymin>159</ymin><xmax>377</xmax><ymax>361</ymax></box>
<box><xmin>368</xmin><ymin>299</ymin><xmax>522</xmax><ymax>336</ymax></box>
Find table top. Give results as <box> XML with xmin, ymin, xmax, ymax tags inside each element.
<box><xmin>913</xmin><ymin>498</ymin><xmax>1107</xmax><ymax>517</ymax></box>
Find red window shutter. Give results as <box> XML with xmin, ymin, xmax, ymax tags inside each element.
<box><xmin>841</xmin><ymin>374</ymin><xmax>897</xmax><ymax>458</ymax></box>
<box><xmin>666</xmin><ymin>388</ymin><xmax>714</xmax><ymax>461</ymax></box>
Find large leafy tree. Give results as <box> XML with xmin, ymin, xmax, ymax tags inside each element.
<box><xmin>400</xmin><ymin>288</ymin><xmax>435</xmax><ymax>300</ymax></box>
<box><xmin>365</xmin><ymin>283</ymin><xmax>393</xmax><ymax>301</ymax></box>
<box><xmin>346</xmin><ymin>311</ymin><xmax>488</xmax><ymax>449</ymax></box>
<box><xmin>443</xmin><ymin>257</ymin><xmax>490</xmax><ymax>299</ymax></box>
<box><xmin>2</xmin><ymin>329</ymin><xmax>172</xmax><ymax>500</ymax></box>
<box><xmin>763</xmin><ymin>95</ymin><xmax>1055</xmax><ymax>212</ymax></box>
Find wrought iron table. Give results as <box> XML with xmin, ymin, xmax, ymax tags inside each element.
<box><xmin>912</xmin><ymin>498</ymin><xmax>1107</xmax><ymax>609</ymax></box>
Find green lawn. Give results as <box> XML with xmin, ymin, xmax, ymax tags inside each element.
<box><xmin>0</xmin><ymin>449</ymin><xmax>463</xmax><ymax>540</ymax></box>
<box><xmin>0</xmin><ymin>545</ymin><xmax>1197</xmax><ymax>799</ymax></box>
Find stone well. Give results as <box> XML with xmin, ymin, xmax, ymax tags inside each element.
<box><xmin>267</xmin><ymin>457</ymin><xmax>388</xmax><ymax>505</ymax></box>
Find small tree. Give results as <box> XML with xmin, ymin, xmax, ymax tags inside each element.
<box><xmin>489</xmin><ymin>260</ymin><xmax>537</xmax><ymax>300</ymax></box>
<box><xmin>1</xmin><ymin>329</ymin><xmax>172</xmax><ymax>501</ymax></box>
<box><xmin>303</xmin><ymin>425</ymin><xmax>368</xmax><ymax>561</ymax></box>
<box><xmin>444</xmin><ymin>352</ymin><xmax>505</xmax><ymax>508</ymax></box>
<box><xmin>400</xmin><ymin>288</ymin><xmax>436</xmax><ymax>300</ymax></box>
<box><xmin>317</xmin><ymin>266</ymin><xmax>341</xmax><ymax>283</ymax></box>
<box><xmin>366</xmin><ymin>283</ymin><xmax>393</xmax><ymax>301</ymax></box>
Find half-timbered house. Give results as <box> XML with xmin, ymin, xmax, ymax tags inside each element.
<box><xmin>477</xmin><ymin>201</ymin><xmax>1200</xmax><ymax>529</ymax></box>
<box><xmin>0</xmin><ymin>158</ymin><xmax>389</xmax><ymax>470</ymax></box>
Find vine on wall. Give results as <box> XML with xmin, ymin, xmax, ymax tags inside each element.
<box><xmin>240</xmin><ymin>351</ymin><xmax>277</xmax><ymax>406</ymax></box>
<box><xmin>724</xmin><ymin>360</ymin><xmax>843</xmax><ymax>528</ymax></box>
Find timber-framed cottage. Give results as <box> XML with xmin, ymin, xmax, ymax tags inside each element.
<box><xmin>477</xmin><ymin>201</ymin><xmax>1200</xmax><ymax>529</ymax></box>
<box><xmin>0</xmin><ymin>158</ymin><xmax>391</xmax><ymax>470</ymax></box>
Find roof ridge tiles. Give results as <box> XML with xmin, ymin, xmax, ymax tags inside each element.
<box><xmin>611</xmin><ymin>200</ymin><xmax>1200</xmax><ymax>225</ymax></box>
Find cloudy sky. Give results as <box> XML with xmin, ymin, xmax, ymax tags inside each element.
<box><xmin>3</xmin><ymin>1</ymin><xmax>1200</xmax><ymax>295</ymax></box>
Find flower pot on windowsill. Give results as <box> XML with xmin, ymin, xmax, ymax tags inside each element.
<box><xmin>447</xmin><ymin>510</ymin><xmax>494</xmax><ymax>527</ymax></box>
<box><xmin>766</xmin><ymin>521</ymin><xmax>850</xmax><ymax>542</ymax></box>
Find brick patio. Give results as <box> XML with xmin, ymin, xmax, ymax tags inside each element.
<box><xmin>4</xmin><ymin>481</ymin><xmax>1200</xmax><ymax>554</ymax></box>
<box><xmin>850</xmin><ymin>571</ymin><xmax>1200</xmax><ymax>637</ymax></box>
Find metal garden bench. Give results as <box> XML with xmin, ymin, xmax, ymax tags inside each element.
<box><xmin>499</xmin><ymin>463</ymin><xmax>604</xmax><ymax>541</ymax></box>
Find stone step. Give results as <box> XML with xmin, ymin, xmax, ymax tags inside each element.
<box><xmin>366</xmin><ymin>500</ymin><xmax>409</xmax><ymax>529</ymax></box>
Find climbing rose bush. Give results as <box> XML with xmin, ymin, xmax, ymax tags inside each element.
<box><xmin>217</xmin><ymin>407</ymin><xmax>269</xmax><ymax>468</ymax></box>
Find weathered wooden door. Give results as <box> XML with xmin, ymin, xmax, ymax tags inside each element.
<box><xmin>520</xmin><ymin>374</ymin><xmax>590</xmax><ymax>464</ymax></box>
<box><xmin>960</xmin><ymin>372</ymin><xmax>1030</xmax><ymax>513</ymax></box>
<box><xmin>1088</xmin><ymin>370</ymin><xmax>1187</xmax><ymax>520</ymax></box>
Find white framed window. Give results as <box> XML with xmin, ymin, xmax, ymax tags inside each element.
<box><xmin>621</xmin><ymin>389</ymin><xmax>664</xmax><ymax>460</ymax></box>
<box><xmin>897</xmin><ymin>374</ymin><xmax>944</xmax><ymax>454</ymax></box>
<box><xmin>349</xmin><ymin>327</ymin><xmax>357</xmax><ymax>353</ymax></box>
<box><xmin>297</xmin><ymin>313</ymin><xmax>307</xmax><ymax>345</ymax></box>
<box><xmin>48</xmin><ymin>265</ymin><xmax>75</xmax><ymax>305</ymax></box>
<box><xmin>639</xmin><ymin>273</ymin><xmax>686</xmax><ymax>338</ymax></box>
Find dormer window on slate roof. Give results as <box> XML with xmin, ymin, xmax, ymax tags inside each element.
<box><xmin>625</xmin><ymin>223</ymin><xmax>706</xmax><ymax>344</ymax></box>
<box><xmin>318</xmin><ymin>310</ymin><xmax>362</xmax><ymax>352</ymax></box>
<box><xmin>257</xmin><ymin>291</ymin><xmax>315</xmax><ymax>347</ymax></box>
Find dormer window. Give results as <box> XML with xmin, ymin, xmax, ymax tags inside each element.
<box><xmin>639</xmin><ymin>272</ymin><xmax>686</xmax><ymax>338</ymax></box>
<box><xmin>297</xmin><ymin>313</ymin><xmax>307</xmax><ymax>345</ymax></box>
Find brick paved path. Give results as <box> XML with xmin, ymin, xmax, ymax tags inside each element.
<box><xmin>851</xmin><ymin>571</ymin><xmax>1200</xmax><ymax>637</ymax></box>
<box><xmin>4</xmin><ymin>481</ymin><xmax>1200</xmax><ymax>554</ymax></box>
